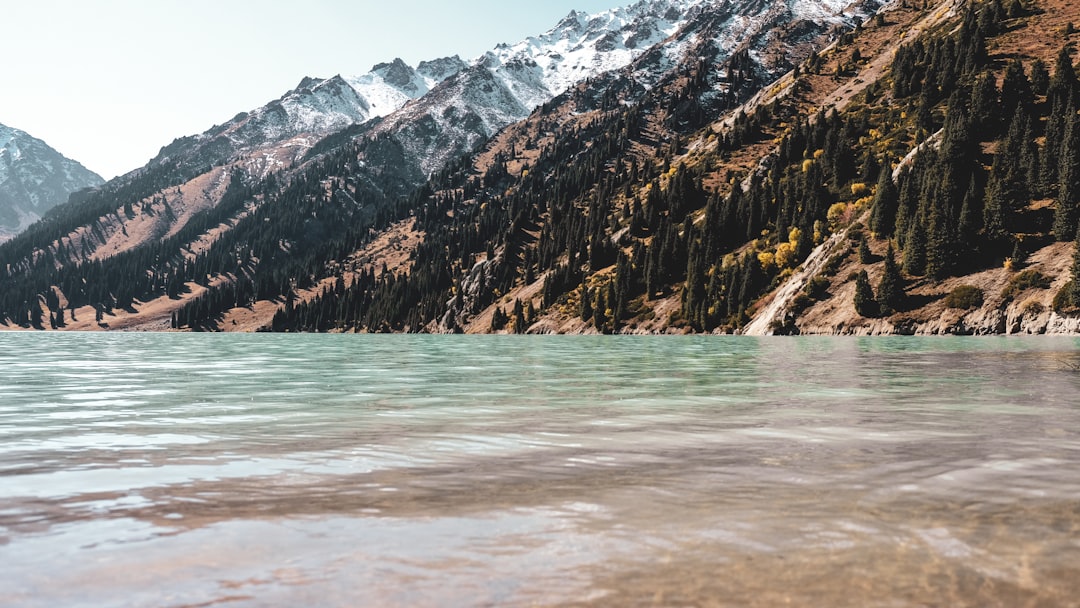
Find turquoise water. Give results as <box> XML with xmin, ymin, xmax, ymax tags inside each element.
<box><xmin>1</xmin><ymin>334</ymin><xmax>1079</xmax><ymax>606</ymax></box>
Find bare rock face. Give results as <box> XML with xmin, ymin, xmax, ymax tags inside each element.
<box><xmin>373</xmin><ymin>58</ymin><xmax>420</xmax><ymax>91</ymax></box>
<box><xmin>417</xmin><ymin>56</ymin><xmax>468</xmax><ymax>82</ymax></box>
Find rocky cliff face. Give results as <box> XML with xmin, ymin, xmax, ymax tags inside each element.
<box><xmin>0</xmin><ymin>123</ymin><xmax>103</xmax><ymax>241</ymax></box>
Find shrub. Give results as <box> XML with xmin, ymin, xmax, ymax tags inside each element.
<box><xmin>828</xmin><ymin>202</ymin><xmax>850</xmax><ymax>229</ymax></box>
<box><xmin>804</xmin><ymin>275</ymin><xmax>831</xmax><ymax>299</ymax></box>
<box><xmin>775</xmin><ymin>242</ymin><xmax>797</xmax><ymax>269</ymax></box>
<box><xmin>1021</xmin><ymin>299</ymin><xmax>1045</xmax><ymax>315</ymax></box>
<box><xmin>944</xmin><ymin>285</ymin><xmax>984</xmax><ymax>310</ymax></box>
<box><xmin>788</xmin><ymin>292</ymin><xmax>815</xmax><ymax>316</ymax></box>
<box><xmin>1053</xmin><ymin>281</ymin><xmax>1075</xmax><ymax>312</ymax></box>
<box><xmin>848</xmin><ymin>222</ymin><xmax>865</xmax><ymax>242</ymax></box>
<box><xmin>1002</xmin><ymin>269</ymin><xmax>1051</xmax><ymax>300</ymax></box>
<box><xmin>822</xmin><ymin>251</ymin><xmax>846</xmax><ymax>276</ymax></box>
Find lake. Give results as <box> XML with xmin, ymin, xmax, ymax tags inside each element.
<box><xmin>1</xmin><ymin>334</ymin><xmax>1079</xmax><ymax>606</ymax></box>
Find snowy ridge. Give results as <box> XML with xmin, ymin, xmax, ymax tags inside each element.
<box><xmin>0</xmin><ymin>123</ymin><xmax>104</xmax><ymax>238</ymax></box>
<box><xmin>266</xmin><ymin>0</ymin><xmax>707</xmax><ymax>144</ymax></box>
<box><xmin>363</xmin><ymin>0</ymin><xmax>714</xmax><ymax>176</ymax></box>
<box><xmin>152</xmin><ymin>2</ymin><xmax>708</xmax><ymax>168</ymax></box>
<box><xmin>192</xmin><ymin>56</ymin><xmax>467</xmax><ymax>153</ymax></box>
<box><xmin>481</xmin><ymin>0</ymin><xmax>706</xmax><ymax>110</ymax></box>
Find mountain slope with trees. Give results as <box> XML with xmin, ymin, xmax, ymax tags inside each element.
<box><xmin>4</xmin><ymin>0</ymin><xmax>1080</xmax><ymax>335</ymax></box>
<box><xmin>274</xmin><ymin>0</ymin><xmax>1080</xmax><ymax>336</ymax></box>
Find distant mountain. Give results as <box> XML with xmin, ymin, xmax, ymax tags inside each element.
<box><xmin>0</xmin><ymin>124</ymin><xmax>103</xmax><ymax>241</ymax></box>
<box><xmin>145</xmin><ymin>0</ymin><xmax>709</xmax><ymax>184</ymax></box>
<box><xmin>0</xmin><ymin>0</ymin><xmax>715</xmax><ymax>274</ymax></box>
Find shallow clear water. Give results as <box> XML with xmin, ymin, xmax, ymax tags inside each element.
<box><xmin>1</xmin><ymin>334</ymin><xmax>1080</xmax><ymax>607</ymax></box>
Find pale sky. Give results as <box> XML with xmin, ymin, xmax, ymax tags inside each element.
<box><xmin>1</xmin><ymin>0</ymin><xmax>621</xmax><ymax>180</ymax></box>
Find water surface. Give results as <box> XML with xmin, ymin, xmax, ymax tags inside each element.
<box><xmin>1</xmin><ymin>334</ymin><xmax>1079</xmax><ymax>606</ymax></box>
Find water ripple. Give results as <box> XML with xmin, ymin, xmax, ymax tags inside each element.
<box><xmin>2</xmin><ymin>334</ymin><xmax>1080</xmax><ymax>606</ymax></box>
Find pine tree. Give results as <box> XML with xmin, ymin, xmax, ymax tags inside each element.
<box><xmin>903</xmin><ymin>217</ymin><xmax>928</xmax><ymax>276</ymax></box>
<box><xmin>858</xmin><ymin>236</ymin><xmax>873</xmax><ymax>264</ymax></box>
<box><xmin>1071</xmin><ymin>226</ymin><xmax>1080</xmax><ymax>307</ymax></box>
<box><xmin>593</xmin><ymin>289</ymin><xmax>607</xmax><ymax>333</ymax></box>
<box><xmin>958</xmin><ymin>179</ymin><xmax>983</xmax><ymax>245</ymax></box>
<box><xmin>877</xmin><ymin>245</ymin><xmax>905</xmax><ymax>315</ymax></box>
<box><xmin>579</xmin><ymin>286</ymin><xmax>593</xmax><ymax>321</ymax></box>
<box><xmin>1044</xmin><ymin>47</ymin><xmax>1078</xmax><ymax>192</ymax></box>
<box><xmin>869</xmin><ymin>168</ymin><xmax>899</xmax><ymax>237</ymax></box>
<box><xmin>511</xmin><ymin>299</ymin><xmax>526</xmax><ymax>334</ymax></box>
<box><xmin>982</xmin><ymin>172</ymin><xmax>1009</xmax><ymax>246</ymax></box>
<box><xmin>30</xmin><ymin>300</ymin><xmax>43</xmax><ymax>330</ymax></box>
<box><xmin>853</xmin><ymin>270</ymin><xmax>877</xmax><ymax>317</ymax></box>
<box><xmin>925</xmin><ymin>204</ymin><xmax>954</xmax><ymax>280</ymax></box>
<box><xmin>1009</xmin><ymin>241</ymin><xmax>1025</xmax><ymax>269</ymax></box>
<box><xmin>1030</xmin><ymin>58</ymin><xmax>1050</xmax><ymax>97</ymax></box>
<box><xmin>1000</xmin><ymin>58</ymin><xmax>1032</xmax><ymax>119</ymax></box>
<box><xmin>491</xmin><ymin>306</ymin><xmax>508</xmax><ymax>331</ymax></box>
<box><xmin>1049</xmin><ymin>46</ymin><xmax>1078</xmax><ymax>105</ymax></box>
<box><xmin>1055</xmin><ymin>103</ymin><xmax>1080</xmax><ymax>240</ymax></box>
<box><xmin>970</xmin><ymin>72</ymin><xmax>1000</xmax><ymax>132</ymax></box>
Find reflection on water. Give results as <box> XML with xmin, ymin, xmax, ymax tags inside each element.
<box><xmin>2</xmin><ymin>334</ymin><xmax>1080</xmax><ymax>607</ymax></box>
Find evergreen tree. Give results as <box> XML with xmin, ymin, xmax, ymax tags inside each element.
<box><xmin>29</xmin><ymin>299</ymin><xmax>43</xmax><ymax>330</ymax></box>
<box><xmin>868</xmin><ymin>168</ymin><xmax>899</xmax><ymax>237</ymax></box>
<box><xmin>877</xmin><ymin>245</ymin><xmax>905</xmax><ymax>315</ymax></box>
<box><xmin>1043</xmin><ymin>48</ymin><xmax>1078</xmax><ymax>192</ymax></box>
<box><xmin>511</xmin><ymin>299</ymin><xmax>526</xmax><ymax>334</ymax></box>
<box><xmin>579</xmin><ymin>286</ymin><xmax>593</xmax><ymax>321</ymax></box>
<box><xmin>1055</xmin><ymin>103</ymin><xmax>1080</xmax><ymax>240</ymax></box>
<box><xmin>903</xmin><ymin>217</ymin><xmax>927</xmax><ymax>276</ymax></box>
<box><xmin>958</xmin><ymin>179</ymin><xmax>983</xmax><ymax>245</ymax></box>
<box><xmin>1049</xmin><ymin>46</ymin><xmax>1078</xmax><ymax>105</ymax></box>
<box><xmin>1071</xmin><ymin>226</ymin><xmax>1080</xmax><ymax>307</ymax></box>
<box><xmin>858</xmin><ymin>236</ymin><xmax>873</xmax><ymax>264</ymax></box>
<box><xmin>1000</xmin><ymin>58</ymin><xmax>1032</xmax><ymax>119</ymax></box>
<box><xmin>1009</xmin><ymin>240</ymin><xmax>1025</xmax><ymax>269</ymax></box>
<box><xmin>491</xmin><ymin>306</ymin><xmax>508</xmax><ymax>331</ymax></box>
<box><xmin>925</xmin><ymin>204</ymin><xmax>953</xmax><ymax>280</ymax></box>
<box><xmin>982</xmin><ymin>172</ymin><xmax>1009</xmax><ymax>246</ymax></box>
<box><xmin>970</xmin><ymin>72</ymin><xmax>1000</xmax><ymax>132</ymax></box>
<box><xmin>1030</xmin><ymin>58</ymin><xmax>1050</xmax><ymax>97</ymax></box>
<box><xmin>853</xmin><ymin>270</ymin><xmax>877</xmax><ymax>317</ymax></box>
<box><xmin>593</xmin><ymin>289</ymin><xmax>607</xmax><ymax>333</ymax></box>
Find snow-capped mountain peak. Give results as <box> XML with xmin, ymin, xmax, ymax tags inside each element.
<box><xmin>481</xmin><ymin>0</ymin><xmax>707</xmax><ymax>109</ymax></box>
<box><xmin>147</xmin><ymin>1</ymin><xmax>710</xmax><ymax>174</ymax></box>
